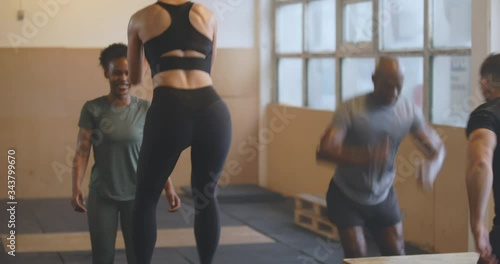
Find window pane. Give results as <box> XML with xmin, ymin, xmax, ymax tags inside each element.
<box><xmin>276</xmin><ymin>3</ymin><xmax>303</xmax><ymax>53</ymax></box>
<box><xmin>380</xmin><ymin>0</ymin><xmax>424</xmax><ymax>50</ymax></box>
<box><xmin>431</xmin><ymin>56</ymin><xmax>471</xmax><ymax>127</ymax></box>
<box><xmin>306</xmin><ymin>0</ymin><xmax>336</xmax><ymax>52</ymax></box>
<box><xmin>278</xmin><ymin>58</ymin><xmax>303</xmax><ymax>107</ymax></box>
<box><xmin>343</xmin><ymin>2</ymin><xmax>373</xmax><ymax>43</ymax></box>
<box><xmin>307</xmin><ymin>59</ymin><xmax>336</xmax><ymax>110</ymax></box>
<box><xmin>341</xmin><ymin>58</ymin><xmax>376</xmax><ymax>101</ymax></box>
<box><xmin>399</xmin><ymin>57</ymin><xmax>424</xmax><ymax>108</ymax></box>
<box><xmin>432</xmin><ymin>0</ymin><xmax>472</xmax><ymax>48</ymax></box>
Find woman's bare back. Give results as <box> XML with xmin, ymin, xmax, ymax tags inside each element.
<box><xmin>132</xmin><ymin>0</ymin><xmax>217</xmax><ymax>89</ymax></box>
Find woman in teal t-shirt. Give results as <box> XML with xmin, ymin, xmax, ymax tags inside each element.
<box><xmin>70</xmin><ymin>43</ymin><xmax>181</xmax><ymax>264</ymax></box>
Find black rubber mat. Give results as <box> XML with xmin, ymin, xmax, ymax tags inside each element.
<box><xmin>0</xmin><ymin>201</ymin><xmax>43</xmax><ymax>234</ymax></box>
<box><xmin>180</xmin><ymin>184</ymin><xmax>285</xmax><ymax>203</ymax></box>
<box><xmin>58</xmin><ymin>248</ymin><xmax>192</xmax><ymax>264</ymax></box>
<box><xmin>177</xmin><ymin>243</ymin><xmax>325</xmax><ymax>264</ymax></box>
<box><xmin>0</xmin><ymin>197</ymin><xmax>243</xmax><ymax>234</ymax></box>
<box><xmin>0</xmin><ymin>251</ymin><xmax>62</xmax><ymax>264</ymax></box>
<box><xmin>0</xmin><ymin>197</ymin><xmax>429</xmax><ymax>264</ymax></box>
<box><xmin>155</xmin><ymin>196</ymin><xmax>244</xmax><ymax>229</ymax></box>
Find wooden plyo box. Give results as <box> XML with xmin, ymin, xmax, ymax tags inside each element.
<box><xmin>343</xmin><ymin>252</ymin><xmax>480</xmax><ymax>264</ymax></box>
<box><xmin>294</xmin><ymin>193</ymin><xmax>339</xmax><ymax>240</ymax></box>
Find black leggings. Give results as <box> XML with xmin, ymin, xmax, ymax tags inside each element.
<box><xmin>133</xmin><ymin>86</ymin><xmax>231</xmax><ymax>264</ymax></box>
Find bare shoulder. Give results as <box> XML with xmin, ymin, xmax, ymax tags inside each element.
<box><xmin>130</xmin><ymin>4</ymin><xmax>162</xmax><ymax>23</ymax></box>
<box><xmin>129</xmin><ymin>6</ymin><xmax>146</xmax><ymax>28</ymax></box>
<box><xmin>191</xmin><ymin>3</ymin><xmax>216</xmax><ymax>25</ymax></box>
<box><xmin>129</xmin><ymin>3</ymin><xmax>167</xmax><ymax>34</ymax></box>
<box><xmin>191</xmin><ymin>2</ymin><xmax>214</xmax><ymax>16</ymax></box>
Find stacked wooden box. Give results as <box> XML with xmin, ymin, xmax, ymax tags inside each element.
<box><xmin>294</xmin><ymin>193</ymin><xmax>339</xmax><ymax>240</ymax></box>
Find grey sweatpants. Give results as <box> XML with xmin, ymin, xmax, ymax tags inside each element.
<box><xmin>87</xmin><ymin>190</ymin><xmax>136</xmax><ymax>264</ymax></box>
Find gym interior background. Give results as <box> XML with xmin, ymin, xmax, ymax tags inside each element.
<box><xmin>1</xmin><ymin>0</ymin><xmax>500</xmax><ymax>260</ymax></box>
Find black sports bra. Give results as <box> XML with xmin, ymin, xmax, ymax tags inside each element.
<box><xmin>143</xmin><ymin>1</ymin><xmax>213</xmax><ymax>77</ymax></box>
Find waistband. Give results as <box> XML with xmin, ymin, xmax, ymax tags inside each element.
<box><xmin>153</xmin><ymin>85</ymin><xmax>218</xmax><ymax>99</ymax></box>
<box><xmin>154</xmin><ymin>85</ymin><xmax>213</xmax><ymax>90</ymax></box>
<box><xmin>152</xmin><ymin>85</ymin><xmax>221</xmax><ymax>111</ymax></box>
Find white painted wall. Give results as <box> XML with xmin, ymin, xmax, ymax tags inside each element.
<box><xmin>0</xmin><ymin>0</ymin><xmax>255</xmax><ymax>49</ymax></box>
<box><xmin>492</xmin><ymin>0</ymin><xmax>500</xmax><ymax>53</ymax></box>
<box><xmin>195</xmin><ymin>0</ymin><xmax>255</xmax><ymax>48</ymax></box>
<box><xmin>257</xmin><ymin>0</ymin><xmax>272</xmax><ymax>187</ymax></box>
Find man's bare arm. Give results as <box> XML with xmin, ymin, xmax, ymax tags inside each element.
<box><xmin>466</xmin><ymin>128</ymin><xmax>497</xmax><ymax>236</ymax></box>
<box><xmin>412</xmin><ymin>127</ymin><xmax>441</xmax><ymax>160</ymax></box>
<box><xmin>316</xmin><ymin>127</ymin><xmax>387</xmax><ymax>167</ymax></box>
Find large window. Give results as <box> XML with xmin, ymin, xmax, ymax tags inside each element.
<box><xmin>274</xmin><ymin>0</ymin><xmax>472</xmax><ymax>127</ymax></box>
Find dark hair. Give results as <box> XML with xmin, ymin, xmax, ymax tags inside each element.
<box><xmin>99</xmin><ymin>43</ymin><xmax>127</xmax><ymax>71</ymax></box>
<box><xmin>480</xmin><ymin>53</ymin><xmax>500</xmax><ymax>84</ymax></box>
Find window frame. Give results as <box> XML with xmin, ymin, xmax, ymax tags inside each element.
<box><xmin>273</xmin><ymin>0</ymin><xmax>472</xmax><ymax>126</ymax></box>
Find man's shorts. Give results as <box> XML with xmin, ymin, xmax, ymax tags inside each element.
<box><xmin>326</xmin><ymin>179</ymin><xmax>402</xmax><ymax>230</ymax></box>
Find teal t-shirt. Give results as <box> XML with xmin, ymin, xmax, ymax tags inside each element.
<box><xmin>78</xmin><ymin>96</ymin><xmax>150</xmax><ymax>201</ymax></box>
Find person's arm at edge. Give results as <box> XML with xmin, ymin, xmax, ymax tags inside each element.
<box><xmin>71</xmin><ymin>128</ymin><xmax>92</xmax><ymax>212</ymax></box>
<box><xmin>411</xmin><ymin>126</ymin><xmax>441</xmax><ymax>160</ymax></box>
<box><xmin>164</xmin><ymin>178</ymin><xmax>181</xmax><ymax>212</ymax></box>
<box><xmin>410</xmin><ymin>102</ymin><xmax>442</xmax><ymax>161</ymax></box>
<box><xmin>128</xmin><ymin>12</ymin><xmax>144</xmax><ymax>86</ymax></box>
<box><xmin>210</xmin><ymin>14</ymin><xmax>217</xmax><ymax>76</ymax></box>
<box><xmin>466</xmin><ymin>128</ymin><xmax>496</xmax><ymax>249</ymax></box>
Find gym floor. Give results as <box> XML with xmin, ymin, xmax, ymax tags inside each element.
<box><xmin>0</xmin><ymin>185</ymin><xmax>427</xmax><ymax>264</ymax></box>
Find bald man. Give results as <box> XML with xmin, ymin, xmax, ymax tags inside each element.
<box><xmin>317</xmin><ymin>57</ymin><xmax>443</xmax><ymax>258</ymax></box>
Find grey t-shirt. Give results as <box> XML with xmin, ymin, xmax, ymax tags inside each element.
<box><xmin>78</xmin><ymin>96</ymin><xmax>150</xmax><ymax>201</ymax></box>
<box><xmin>331</xmin><ymin>93</ymin><xmax>425</xmax><ymax>205</ymax></box>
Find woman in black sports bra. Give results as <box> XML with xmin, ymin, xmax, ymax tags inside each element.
<box><xmin>127</xmin><ymin>1</ymin><xmax>231</xmax><ymax>264</ymax></box>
